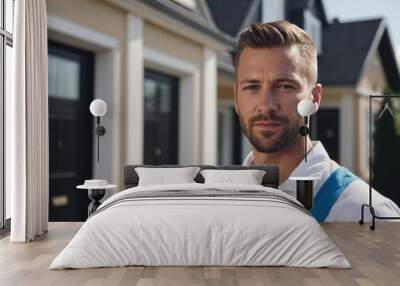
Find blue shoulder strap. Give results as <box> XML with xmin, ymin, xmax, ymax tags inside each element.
<box><xmin>310</xmin><ymin>167</ymin><xmax>358</xmax><ymax>222</ymax></box>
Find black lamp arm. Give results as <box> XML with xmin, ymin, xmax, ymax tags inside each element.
<box><xmin>95</xmin><ymin>116</ymin><xmax>106</xmax><ymax>162</ymax></box>
<box><xmin>298</xmin><ymin>116</ymin><xmax>310</xmax><ymax>162</ymax></box>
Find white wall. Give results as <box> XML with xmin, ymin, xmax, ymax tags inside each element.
<box><xmin>93</xmin><ymin>50</ymin><xmax>120</xmax><ymax>186</ymax></box>
<box><xmin>262</xmin><ymin>0</ymin><xmax>285</xmax><ymax>23</ymax></box>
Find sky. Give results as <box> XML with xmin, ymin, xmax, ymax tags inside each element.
<box><xmin>323</xmin><ymin>0</ymin><xmax>400</xmax><ymax>66</ymax></box>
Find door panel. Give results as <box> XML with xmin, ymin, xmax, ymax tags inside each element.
<box><xmin>143</xmin><ymin>69</ymin><xmax>179</xmax><ymax>165</ymax></box>
<box><xmin>233</xmin><ymin>109</ymin><xmax>243</xmax><ymax>164</ymax></box>
<box><xmin>314</xmin><ymin>108</ymin><xmax>340</xmax><ymax>162</ymax></box>
<box><xmin>48</xmin><ymin>41</ymin><xmax>94</xmax><ymax>221</ymax></box>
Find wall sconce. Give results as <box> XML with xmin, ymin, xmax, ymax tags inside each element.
<box><xmin>90</xmin><ymin>99</ymin><xmax>107</xmax><ymax>162</ymax></box>
<box><xmin>297</xmin><ymin>98</ymin><xmax>314</xmax><ymax>162</ymax></box>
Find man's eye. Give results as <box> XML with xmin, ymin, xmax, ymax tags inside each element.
<box><xmin>243</xmin><ymin>85</ymin><xmax>259</xmax><ymax>91</ymax></box>
<box><xmin>275</xmin><ymin>84</ymin><xmax>295</xmax><ymax>90</ymax></box>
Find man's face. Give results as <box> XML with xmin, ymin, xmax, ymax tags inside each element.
<box><xmin>234</xmin><ymin>45</ymin><xmax>316</xmax><ymax>153</ymax></box>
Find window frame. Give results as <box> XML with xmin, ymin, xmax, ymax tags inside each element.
<box><xmin>1</xmin><ymin>0</ymin><xmax>14</xmax><ymax>231</ymax></box>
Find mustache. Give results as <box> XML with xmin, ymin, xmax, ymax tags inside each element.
<box><xmin>248</xmin><ymin>113</ymin><xmax>288</xmax><ymax>125</ymax></box>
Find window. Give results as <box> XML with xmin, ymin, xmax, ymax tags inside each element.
<box><xmin>143</xmin><ymin>69</ymin><xmax>179</xmax><ymax>165</ymax></box>
<box><xmin>304</xmin><ymin>9</ymin><xmax>322</xmax><ymax>54</ymax></box>
<box><xmin>1</xmin><ymin>0</ymin><xmax>14</xmax><ymax>231</ymax></box>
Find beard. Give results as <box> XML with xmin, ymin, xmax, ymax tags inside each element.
<box><xmin>239</xmin><ymin>111</ymin><xmax>302</xmax><ymax>153</ymax></box>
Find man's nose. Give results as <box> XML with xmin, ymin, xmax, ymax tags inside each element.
<box><xmin>256</xmin><ymin>88</ymin><xmax>279</xmax><ymax>114</ymax></box>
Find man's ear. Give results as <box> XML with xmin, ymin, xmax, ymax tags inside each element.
<box><xmin>233</xmin><ymin>83</ymin><xmax>239</xmax><ymax>114</ymax></box>
<box><xmin>311</xmin><ymin>83</ymin><xmax>323</xmax><ymax>113</ymax></box>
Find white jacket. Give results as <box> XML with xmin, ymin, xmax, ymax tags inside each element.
<box><xmin>242</xmin><ymin>141</ymin><xmax>400</xmax><ymax>221</ymax></box>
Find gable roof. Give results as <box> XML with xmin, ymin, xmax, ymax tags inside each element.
<box><xmin>137</xmin><ymin>0</ymin><xmax>235</xmax><ymax>46</ymax></box>
<box><xmin>206</xmin><ymin>0</ymin><xmax>258</xmax><ymax>37</ymax></box>
<box><xmin>318</xmin><ymin>18</ymin><xmax>400</xmax><ymax>91</ymax></box>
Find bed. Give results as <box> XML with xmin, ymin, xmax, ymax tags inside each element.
<box><xmin>49</xmin><ymin>165</ymin><xmax>350</xmax><ymax>269</ymax></box>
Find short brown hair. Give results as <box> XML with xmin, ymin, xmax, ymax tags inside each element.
<box><xmin>235</xmin><ymin>21</ymin><xmax>317</xmax><ymax>85</ymax></box>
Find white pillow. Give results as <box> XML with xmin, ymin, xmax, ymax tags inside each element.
<box><xmin>200</xmin><ymin>169</ymin><xmax>266</xmax><ymax>185</ymax></box>
<box><xmin>135</xmin><ymin>167</ymin><xmax>201</xmax><ymax>186</ymax></box>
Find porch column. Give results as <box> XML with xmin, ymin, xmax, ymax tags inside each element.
<box><xmin>202</xmin><ymin>47</ymin><xmax>218</xmax><ymax>164</ymax></box>
<box><xmin>340</xmin><ymin>95</ymin><xmax>354</xmax><ymax>170</ymax></box>
<box><xmin>126</xmin><ymin>14</ymin><xmax>144</xmax><ymax>164</ymax></box>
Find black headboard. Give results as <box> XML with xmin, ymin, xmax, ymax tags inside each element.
<box><xmin>123</xmin><ymin>165</ymin><xmax>280</xmax><ymax>189</ymax></box>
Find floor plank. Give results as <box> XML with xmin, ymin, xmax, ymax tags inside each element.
<box><xmin>0</xmin><ymin>222</ymin><xmax>399</xmax><ymax>286</ymax></box>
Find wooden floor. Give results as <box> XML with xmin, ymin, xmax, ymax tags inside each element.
<box><xmin>0</xmin><ymin>222</ymin><xmax>399</xmax><ymax>286</ymax></box>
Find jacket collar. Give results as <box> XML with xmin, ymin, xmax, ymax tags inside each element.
<box><xmin>242</xmin><ymin>141</ymin><xmax>335</xmax><ymax>191</ymax></box>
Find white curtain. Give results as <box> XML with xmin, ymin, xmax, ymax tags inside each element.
<box><xmin>8</xmin><ymin>0</ymin><xmax>49</xmax><ymax>242</ymax></box>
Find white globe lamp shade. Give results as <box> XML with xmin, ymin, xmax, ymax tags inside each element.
<box><xmin>90</xmin><ymin>99</ymin><xmax>107</xmax><ymax>117</ymax></box>
<box><xmin>297</xmin><ymin>99</ymin><xmax>314</xmax><ymax>117</ymax></box>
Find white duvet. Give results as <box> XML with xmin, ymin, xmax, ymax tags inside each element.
<box><xmin>50</xmin><ymin>183</ymin><xmax>351</xmax><ymax>269</ymax></box>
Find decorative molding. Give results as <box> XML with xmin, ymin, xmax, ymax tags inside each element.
<box><xmin>144</xmin><ymin>48</ymin><xmax>197</xmax><ymax>75</ymax></box>
<box><xmin>106</xmin><ymin>0</ymin><xmax>231</xmax><ymax>51</ymax></box>
<box><xmin>47</xmin><ymin>15</ymin><xmax>118</xmax><ymax>49</ymax></box>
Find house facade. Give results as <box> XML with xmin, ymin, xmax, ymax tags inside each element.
<box><xmin>44</xmin><ymin>0</ymin><xmax>400</xmax><ymax>221</ymax></box>
<box><xmin>46</xmin><ymin>0</ymin><xmax>234</xmax><ymax>220</ymax></box>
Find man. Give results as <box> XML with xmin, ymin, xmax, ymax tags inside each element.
<box><xmin>235</xmin><ymin>21</ymin><xmax>400</xmax><ymax>221</ymax></box>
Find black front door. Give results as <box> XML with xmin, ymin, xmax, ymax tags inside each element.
<box><xmin>143</xmin><ymin>69</ymin><xmax>179</xmax><ymax>165</ymax></box>
<box><xmin>48</xmin><ymin>41</ymin><xmax>94</xmax><ymax>221</ymax></box>
<box><xmin>313</xmin><ymin>108</ymin><xmax>340</xmax><ymax>162</ymax></box>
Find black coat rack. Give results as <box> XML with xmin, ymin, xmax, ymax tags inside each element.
<box><xmin>359</xmin><ymin>95</ymin><xmax>400</xmax><ymax>230</ymax></box>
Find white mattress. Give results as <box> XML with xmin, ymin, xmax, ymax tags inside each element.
<box><xmin>50</xmin><ymin>183</ymin><xmax>351</xmax><ymax>269</ymax></box>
